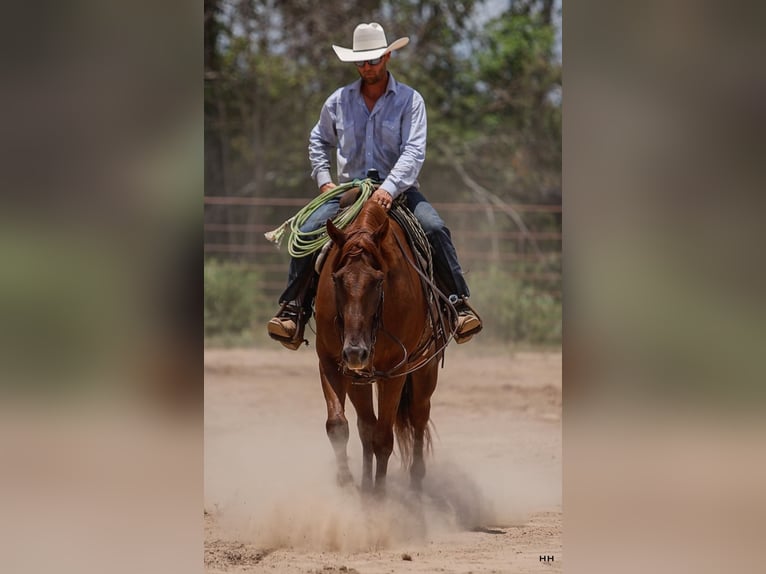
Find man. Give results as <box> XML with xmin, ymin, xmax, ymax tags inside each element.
<box><xmin>267</xmin><ymin>22</ymin><xmax>482</xmax><ymax>350</ymax></box>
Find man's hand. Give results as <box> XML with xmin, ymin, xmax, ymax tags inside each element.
<box><xmin>371</xmin><ymin>189</ymin><xmax>393</xmax><ymax>211</ymax></box>
<box><xmin>320</xmin><ymin>182</ymin><xmax>336</xmax><ymax>194</ymax></box>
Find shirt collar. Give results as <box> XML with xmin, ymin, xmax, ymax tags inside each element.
<box><xmin>350</xmin><ymin>72</ymin><xmax>399</xmax><ymax>95</ymax></box>
<box><xmin>386</xmin><ymin>72</ymin><xmax>399</xmax><ymax>94</ymax></box>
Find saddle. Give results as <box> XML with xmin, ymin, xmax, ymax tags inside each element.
<box><xmin>300</xmin><ymin>185</ymin><xmax>465</xmax><ymax>352</ymax></box>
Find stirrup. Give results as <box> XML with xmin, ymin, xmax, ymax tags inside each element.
<box><xmin>267</xmin><ymin>302</ymin><xmax>308</xmax><ymax>350</ymax></box>
<box><xmin>451</xmin><ymin>296</ymin><xmax>483</xmax><ymax>344</ymax></box>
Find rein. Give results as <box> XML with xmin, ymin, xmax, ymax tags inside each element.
<box><xmin>337</xmin><ymin>227</ymin><xmax>459</xmax><ymax>385</ymax></box>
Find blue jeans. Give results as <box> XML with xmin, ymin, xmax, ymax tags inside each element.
<box><xmin>278</xmin><ymin>189</ymin><xmax>470</xmax><ymax>305</ymax></box>
<box><xmin>403</xmin><ymin>189</ymin><xmax>470</xmax><ymax>298</ymax></box>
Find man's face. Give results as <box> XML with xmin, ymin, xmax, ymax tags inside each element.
<box><xmin>356</xmin><ymin>53</ymin><xmax>389</xmax><ymax>85</ymax></box>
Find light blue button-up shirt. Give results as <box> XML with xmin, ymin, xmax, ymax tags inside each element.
<box><xmin>308</xmin><ymin>72</ymin><xmax>427</xmax><ymax>200</ymax></box>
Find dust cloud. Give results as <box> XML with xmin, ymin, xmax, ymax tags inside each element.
<box><xmin>205</xmin><ymin>411</ymin><xmax>559</xmax><ymax>552</ymax></box>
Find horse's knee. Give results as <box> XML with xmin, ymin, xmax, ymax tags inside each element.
<box><xmin>326</xmin><ymin>418</ymin><xmax>349</xmax><ymax>445</ymax></box>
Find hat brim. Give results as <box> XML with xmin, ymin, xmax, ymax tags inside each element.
<box><xmin>332</xmin><ymin>37</ymin><xmax>409</xmax><ymax>62</ymax></box>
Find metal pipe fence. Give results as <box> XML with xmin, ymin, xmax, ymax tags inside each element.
<box><xmin>204</xmin><ymin>196</ymin><xmax>562</xmax><ymax>298</ymax></box>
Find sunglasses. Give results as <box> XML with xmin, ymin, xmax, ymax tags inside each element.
<box><xmin>355</xmin><ymin>57</ymin><xmax>384</xmax><ymax>67</ymax></box>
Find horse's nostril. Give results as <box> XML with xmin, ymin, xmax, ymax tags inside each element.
<box><xmin>343</xmin><ymin>345</ymin><xmax>369</xmax><ymax>367</ymax></box>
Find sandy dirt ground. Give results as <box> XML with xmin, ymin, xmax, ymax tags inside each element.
<box><xmin>205</xmin><ymin>344</ymin><xmax>561</xmax><ymax>573</ymax></box>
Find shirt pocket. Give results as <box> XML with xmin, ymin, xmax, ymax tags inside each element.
<box><xmin>381</xmin><ymin>119</ymin><xmax>401</xmax><ymax>151</ymax></box>
<box><xmin>336</xmin><ymin>118</ymin><xmax>355</xmax><ymax>152</ymax></box>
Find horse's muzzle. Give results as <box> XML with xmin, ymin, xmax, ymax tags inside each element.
<box><xmin>342</xmin><ymin>344</ymin><xmax>370</xmax><ymax>371</ymax></box>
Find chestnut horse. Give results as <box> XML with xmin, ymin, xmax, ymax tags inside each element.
<box><xmin>315</xmin><ymin>201</ymin><xmax>440</xmax><ymax>494</ymax></box>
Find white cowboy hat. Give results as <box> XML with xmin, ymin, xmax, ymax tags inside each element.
<box><xmin>332</xmin><ymin>22</ymin><xmax>409</xmax><ymax>62</ymax></box>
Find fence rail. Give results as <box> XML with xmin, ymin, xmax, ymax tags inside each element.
<box><xmin>205</xmin><ymin>243</ymin><xmax>560</xmax><ymax>262</ymax></box>
<box><xmin>204</xmin><ymin>223</ymin><xmax>562</xmax><ymax>241</ymax></box>
<box><xmin>204</xmin><ymin>196</ymin><xmax>562</xmax><ymax>297</ymax></box>
<box><xmin>204</xmin><ymin>196</ymin><xmax>562</xmax><ymax>213</ymax></box>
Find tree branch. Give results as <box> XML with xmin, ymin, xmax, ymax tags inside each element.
<box><xmin>436</xmin><ymin>142</ymin><xmax>542</xmax><ymax>256</ymax></box>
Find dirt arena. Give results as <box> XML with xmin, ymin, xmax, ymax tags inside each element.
<box><xmin>204</xmin><ymin>344</ymin><xmax>561</xmax><ymax>573</ymax></box>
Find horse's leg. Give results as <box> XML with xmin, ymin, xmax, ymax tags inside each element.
<box><xmin>347</xmin><ymin>384</ymin><xmax>376</xmax><ymax>493</ymax></box>
<box><xmin>408</xmin><ymin>362</ymin><xmax>439</xmax><ymax>492</ymax></box>
<box><xmin>373</xmin><ymin>376</ymin><xmax>407</xmax><ymax>496</ymax></box>
<box><xmin>319</xmin><ymin>359</ymin><xmax>352</xmax><ymax>486</ymax></box>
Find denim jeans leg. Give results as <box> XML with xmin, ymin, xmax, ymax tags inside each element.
<box><xmin>279</xmin><ymin>197</ymin><xmax>341</xmax><ymax>304</ymax></box>
<box><xmin>404</xmin><ymin>189</ymin><xmax>470</xmax><ymax>298</ymax></box>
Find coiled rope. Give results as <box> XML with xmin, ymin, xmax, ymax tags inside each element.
<box><xmin>264</xmin><ymin>178</ymin><xmax>377</xmax><ymax>258</ymax></box>
<box><xmin>388</xmin><ymin>196</ymin><xmax>433</xmax><ymax>284</ymax></box>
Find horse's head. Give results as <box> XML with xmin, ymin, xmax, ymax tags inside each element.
<box><xmin>326</xmin><ymin>213</ymin><xmax>390</xmax><ymax>372</ymax></box>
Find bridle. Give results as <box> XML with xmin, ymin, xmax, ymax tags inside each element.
<box><xmin>333</xmin><ymin>230</ymin><xmax>458</xmax><ymax>385</ymax></box>
<box><xmin>335</xmin><ymin>282</ymin><xmax>386</xmax><ymax>381</ymax></box>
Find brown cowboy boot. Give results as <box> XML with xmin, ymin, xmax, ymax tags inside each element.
<box><xmin>451</xmin><ymin>296</ymin><xmax>482</xmax><ymax>344</ymax></box>
<box><xmin>267</xmin><ymin>302</ymin><xmax>307</xmax><ymax>350</ymax></box>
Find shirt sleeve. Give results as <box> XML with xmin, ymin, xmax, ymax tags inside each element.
<box><xmin>379</xmin><ymin>91</ymin><xmax>427</xmax><ymax>199</ymax></box>
<box><xmin>308</xmin><ymin>94</ymin><xmax>338</xmax><ymax>189</ymax></box>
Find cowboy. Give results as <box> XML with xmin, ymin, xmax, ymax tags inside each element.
<box><xmin>267</xmin><ymin>22</ymin><xmax>482</xmax><ymax>350</ymax></box>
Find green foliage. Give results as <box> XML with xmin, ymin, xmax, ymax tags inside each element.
<box><xmin>456</xmin><ymin>6</ymin><xmax>561</xmax><ymax>202</ymax></box>
<box><xmin>204</xmin><ymin>260</ymin><xmax>266</xmax><ymax>339</ymax></box>
<box><xmin>468</xmin><ymin>268</ymin><xmax>561</xmax><ymax>345</ymax></box>
<box><xmin>205</xmin><ymin>1</ymin><xmax>562</xmax><ymax>204</ymax></box>
<box><xmin>479</xmin><ymin>13</ymin><xmax>556</xmax><ymax>90</ymax></box>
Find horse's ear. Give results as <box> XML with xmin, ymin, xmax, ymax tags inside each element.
<box><xmin>326</xmin><ymin>219</ymin><xmax>345</xmax><ymax>248</ymax></box>
<box><xmin>372</xmin><ymin>215</ymin><xmax>390</xmax><ymax>244</ymax></box>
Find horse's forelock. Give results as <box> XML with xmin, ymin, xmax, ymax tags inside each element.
<box><xmin>335</xmin><ymin>230</ymin><xmax>382</xmax><ymax>271</ymax></box>
<box><xmin>332</xmin><ymin>202</ymin><xmax>391</xmax><ymax>272</ymax></box>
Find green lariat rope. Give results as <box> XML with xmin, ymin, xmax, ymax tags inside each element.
<box><xmin>264</xmin><ymin>178</ymin><xmax>377</xmax><ymax>258</ymax></box>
